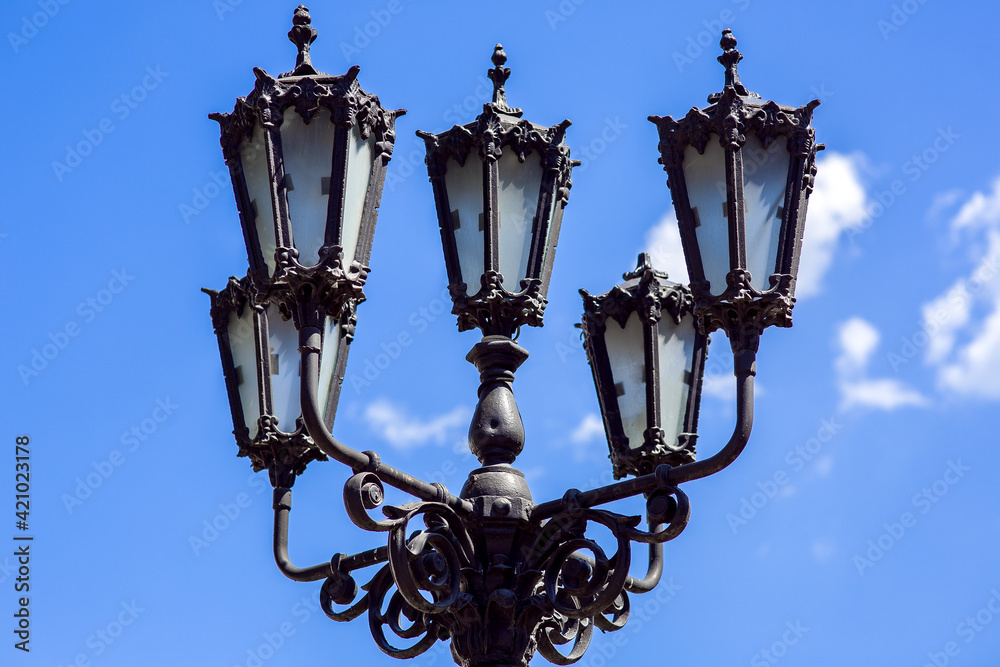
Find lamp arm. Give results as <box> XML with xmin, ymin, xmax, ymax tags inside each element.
<box><xmin>272</xmin><ymin>486</ymin><xmax>336</xmax><ymax>582</ymax></box>
<box><xmin>298</xmin><ymin>327</ymin><xmax>472</xmax><ymax>515</ymax></box>
<box><xmin>272</xmin><ymin>487</ymin><xmax>391</xmax><ymax>583</ymax></box>
<box><xmin>532</xmin><ymin>349</ymin><xmax>756</xmax><ymax>519</ymax></box>
<box><xmin>666</xmin><ymin>348</ymin><xmax>756</xmax><ymax>485</ymax></box>
<box><xmin>625</xmin><ymin>541</ymin><xmax>664</xmax><ymax>593</ymax></box>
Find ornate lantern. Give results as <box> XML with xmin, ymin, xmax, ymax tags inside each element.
<box><xmin>203</xmin><ymin>277</ymin><xmax>354</xmax><ymax>482</ymax></box>
<box><xmin>580</xmin><ymin>254</ymin><xmax>709</xmax><ymax>479</ymax></box>
<box><xmin>210</xmin><ymin>5</ymin><xmax>404</xmax><ymax>309</ymax></box>
<box><xmin>418</xmin><ymin>45</ymin><xmax>578</xmax><ymax>337</ymax></box>
<box><xmin>648</xmin><ymin>29</ymin><xmax>821</xmax><ymax>353</ymax></box>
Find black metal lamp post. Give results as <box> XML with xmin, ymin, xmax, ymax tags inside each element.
<box><xmin>204</xmin><ymin>10</ymin><xmax>819</xmax><ymax>667</ymax></box>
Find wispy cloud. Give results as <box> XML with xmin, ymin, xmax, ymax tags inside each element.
<box><xmin>570</xmin><ymin>413</ymin><xmax>604</xmax><ymax>444</ymax></box>
<box><xmin>920</xmin><ymin>176</ymin><xmax>1000</xmax><ymax>400</ymax></box>
<box><xmin>797</xmin><ymin>152</ymin><xmax>870</xmax><ymax>299</ymax></box>
<box><xmin>835</xmin><ymin>318</ymin><xmax>928</xmax><ymax>411</ymax></box>
<box><xmin>362</xmin><ymin>399</ymin><xmax>471</xmax><ymax>450</ymax></box>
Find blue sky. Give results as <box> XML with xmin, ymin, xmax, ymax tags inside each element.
<box><xmin>3</xmin><ymin>1</ymin><xmax>999</xmax><ymax>665</ymax></box>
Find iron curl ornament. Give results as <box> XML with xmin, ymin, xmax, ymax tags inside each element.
<box><xmin>204</xmin><ymin>10</ymin><xmax>820</xmax><ymax>667</ymax></box>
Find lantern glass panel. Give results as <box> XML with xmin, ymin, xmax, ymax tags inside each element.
<box><xmin>341</xmin><ymin>126</ymin><xmax>375</xmax><ymax>268</ymax></box>
<box><xmin>742</xmin><ymin>133</ymin><xmax>790</xmax><ymax>291</ymax></box>
<box><xmin>657</xmin><ymin>313</ymin><xmax>697</xmax><ymax>450</ymax></box>
<box><xmin>317</xmin><ymin>315</ymin><xmax>342</xmax><ymax>425</ymax></box>
<box><xmin>682</xmin><ymin>135</ymin><xmax>729</xmax><ymax>295</ymax></box>
<box><xmin>497</xmin><ymin>150</ymin><xmax>543</xmax><ymax>290</ymax></box>
<box><xmin>265</xmin><ymin>304</ymin><xmax>301</xmax><ymax>434</ymax></box>
<box><xmin>240</xmin><ymin>124</ymin><xmax>278</xmax><ymax>275</ymax></box>
<box><xmin>280</xmin><ymin>109</ymin><xmax>335</xmax><ymax>267</ymax></box>
<box><xmin>227</xmin><ymin>304</ymin><xmax>261</xmax><ymax>438</ymax></box>
<box><xmin>444</xmin><ymin>155</ymin><xmax>485</xmax><ymax>288</ymax></box>
<box><xmin>603</xmin><ymin>311</ymin><xmax>647</xmax><ymax>450</ymax></box>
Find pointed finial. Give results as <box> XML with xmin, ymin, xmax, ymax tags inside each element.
<box><xmin>286</xmin><ymin>5</ymin><xmax>319</xmax><ymax>76</ymax></box>
<box><xmin>624</xmin><ymin>253</ymin><xmax>669</xmax><ymax>282</ymax></box>
<box><xmin>709</xmin><ymin>29</ymin><xmax>757</xmax><ymax>102</ymax></box>
<box><xmin>487</xmin><ymin>43</ymin><xmax>522</xmax><ymax>116</ymax></box>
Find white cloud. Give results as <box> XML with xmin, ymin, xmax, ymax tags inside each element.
<box><xmin>926</xmin><ymin>188</ymin><xmax>964</xmax><ymax>221</ymax></box>
<box><xmin>834</xmin><ymin>317</ymin><xmax>928</xmax><ymax>411</ymax></box>
<box><xmin>643</xmin><ymin>210</ymin><xmax>689</xmax><ymax>285</ymax></box>
<box><xmin>363</xmin><ymin>399</ymin><xmax>470</xmax><ymax>450</ymax></box>
<box><xmin>938</xmin><ymin>303</ymin><xmax>1000</xmax><ymax>400</ymax></box>
<box><xmin>643</xmin><ymin>152</ymin><xmax>868</xmax><ymax>300</ymax></box>
<box><xmin>835</xmin><ymin>317</ymin><xmax>879</xmax><ymax>375</ymax></box>
<box><xmin>839</xmin><ymin>378</ymin><xmax>929</xmax><ymax>411</ymax></box>
<box><xmin>919</xmin><ymin>177</ymin><xmax>1000</xmax><ymax>400</ymax></box>
<box><xmin>952</xmin><ymin>175</ymin><xmax>1000</xmax><ymax>232</ymax></box>
<box><xmin>920</xmin><ymin>280</ymin><xmax>973</xmax><ymax>364</ymax></box>
<box><xmin>796</xmin><ymin>152</ymin><xmax>869</xmax><ymax>299</ymax></box>
<box><xmin>570</xmin><ymin>413</ymin><xmax>605</xmax><ymax>444</ymax></box>
<box><xmin>701</xmin><ymin>373</ymin><xmax>735</xmax><ymax>402</ymax></box>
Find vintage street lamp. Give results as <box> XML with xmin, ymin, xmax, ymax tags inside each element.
<box><xmin>648</xmin><ymin>29</ymin><xmax>822</xmax><ymax>356</ymax></box>
<box><xmin>204</xmin><ymin>10</ymin><xmax>820</xmax><ymax>667</ymax></box>
<box><xmin>579</xmin><ymin>254</ymin><xmax>709</xmax><ymax>480</ymax></box>
<box><xmin>417</xmin><ymin>45</ymin><xmax>577</xmax><ymax>337</ymax></box>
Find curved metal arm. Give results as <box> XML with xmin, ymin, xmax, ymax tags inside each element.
<box><xmin>532</xmin><ymin>349</ymin><xmax>756</xmax><ymax>520</ymax></box>
<box><xmin>273</xmin><ymin>487</ymin><xmax>392</xmax><ymax>583</ymax></box>
<box><xmin>273</xmin><ymin>487</ymin><xmax>336</xmax><ymax>582</ymax></box>
<box><xmin>299</xmin><ymin>327</ymin><xmax>472</xmax><ymax>515</ymax></box>
<box><xmin>666</xmin><ymin>348</ymin><xmax>755</xmax><ymax>485</ymax></box>
<box><xmin>625</xmin><ymin>542</ymin><xmax>663</xmax><ymax>594</ymax></box>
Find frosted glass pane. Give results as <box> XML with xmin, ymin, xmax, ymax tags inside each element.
<box><xmin>342</xmin><ymin>125</ymin><xmax>375</xmax><ymax>268</ymax></box>
<box><xmin>240</xmin><ymin>124</ymin><xmax>277</xmax><ymax>275</ymax></box>
<box><xmin>265</xmin><ymin>304</ymin><xmax>301</xmax><ymax>434</ymax></box>
<box><xmin>604</xmin><ymin>312</ymin><xmax>647</xmax><ymax>450</ymax></box>
<box><xmin>444</xmin><ymin>155</ymin><xmax>484</xmax><ymax>288</ymax></box>
<box><xmin>227</xmin><ymin>306</ymin><xmax>260</xmax><ymax>439</ymax></box>
<box><xmin>742</xmin><ymin>134</ymin><xmax>790</xmax><ymax>291</ymax></box>
<box><xmin>683</xmin><ymin>135</ymin><xmax>730</xmax><ymax>296</ymax></box>
<box><xmin>317</xmin><ymin>315</ymin><xmax>342</xmax><ymax>425</ymax></box>
<box><xmin>497</xmin><ymin>151</ymin><xmax>542</xmax><ymax>291</ymax></box>
<box><xmin>280</xmin><ymin>109</ymin><xmax>336</xmax><ymax>267</ymax></box>
<box><xmin>657</xmin><ymin>314</ymin><xmax>696</xmax><ymax>450</ymax></box>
